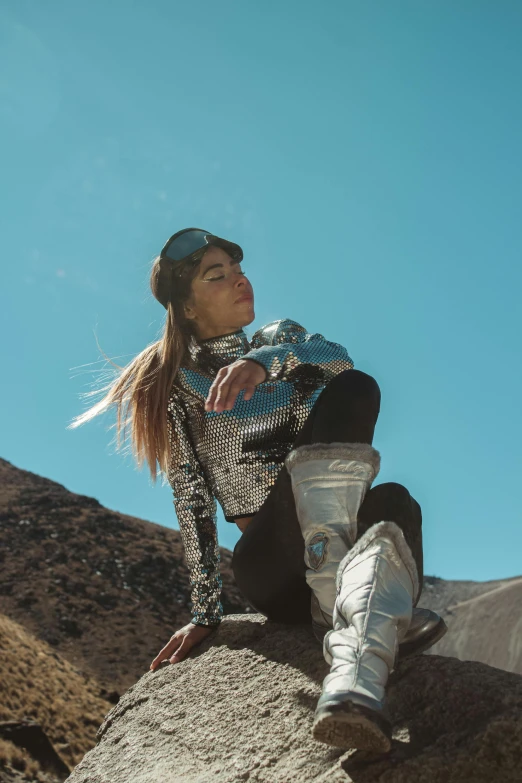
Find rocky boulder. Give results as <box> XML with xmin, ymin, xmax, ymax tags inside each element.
<box><xmin>65</xmin><ymin>614</ymin><xmax>522</xmax><ymax>783</ymax></box>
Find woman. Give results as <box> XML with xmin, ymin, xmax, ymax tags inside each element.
<box><xmin>70</xmin><ymin>227</ymin><xmax>446</xmax><ymax>754</ymax></box>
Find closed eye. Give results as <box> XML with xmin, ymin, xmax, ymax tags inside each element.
<box><xmin>208</xmin><ymin>269</ymin><xmax>245</xmax><ymax>281</ymax></box>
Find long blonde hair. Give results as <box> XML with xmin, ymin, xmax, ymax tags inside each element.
<box><xmin>67</xmin><ymin>254</ymin><xmax>201</xmax><ymax>485</ymax></box>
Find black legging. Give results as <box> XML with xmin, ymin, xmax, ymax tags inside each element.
<box><xmin>231</xmin><ymin>370</ymin><xmax>423</xmax><ymax>624</ymax></box>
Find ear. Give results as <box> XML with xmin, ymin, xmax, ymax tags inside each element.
<box><xmin>183</xmin><ymin>299</ymin><xmax>196</xmax><ymax>320</ymax></box>
<box><xmin>184</xmin><ymin>307</ymin><xmax>196</xmax><ymax>321</ymax></box>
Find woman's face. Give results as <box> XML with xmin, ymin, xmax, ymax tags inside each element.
<box><xmin>183</xmin><ymin>244</ymin><xmax>255</xmax><ymax>340</ymax></box>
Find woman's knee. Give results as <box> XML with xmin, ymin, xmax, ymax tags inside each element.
<box><xmin>360</xmin><ymin>482</ymin><xmax>422</xmax><ymax>534</ymax></box>
<box><xmin>358</xmin><ymin>483</ymin><xmax>423</xmax><ymax>577</ymax></box>
<box><xmin>323</xmin><ymin>369</ymin><xmax>381</xmax><ymax>408</ymax></box>
<box><xmin>373</xmin><ymin>481</ymin><xmax>413</xmax><ymax>508</ymax></box>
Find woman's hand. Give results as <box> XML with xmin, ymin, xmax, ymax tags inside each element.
<box><xmin>149</xmin><ymin>622</ymin><xmax>216</xmax><ymax>671</ymax></box>
<box><xmin>205</xmin><ymin>359</ymin><xmax>267</xmax><ymax>412</ymax></box>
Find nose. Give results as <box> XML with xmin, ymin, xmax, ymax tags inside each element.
<box><xmin>235</xmin><ymin>274</ymin><xmax>251</xmax><ymax>292</ymax></box>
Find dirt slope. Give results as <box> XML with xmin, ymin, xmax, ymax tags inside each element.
<box><xmin>0</xmin><ymin>457</ymin><xmax>250</xmax><ymax>696</ymax></box>
<box><xmin>0</xmin><ymin>612</ymin><xmax>112</xmax><ymax>781</ymax></box>
<box><xmin>425</xmin><ymin>575</ymin><xmax>522</xmax><ymax>673</ymax></box>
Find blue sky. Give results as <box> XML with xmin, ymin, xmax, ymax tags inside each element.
<box><xmin>2</xmin><ymin>1</ymin><xmax>521</xmax><ymax>583</ymax></box>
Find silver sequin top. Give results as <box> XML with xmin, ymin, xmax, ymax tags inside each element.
<box><xmin>166</xmin><ymin>318</ymin><xmax>354</xmax><ymax>626</ymax></box>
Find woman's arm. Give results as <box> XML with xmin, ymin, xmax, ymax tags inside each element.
<box><xmin>245</xmin><ymin>318</ymin><xmax>354</xmax><ymax>383</ymax></box>
<box><xmin>166</xmin><ymin>392</ymin><xmax>223</xmax><ymax>627</ymax></box>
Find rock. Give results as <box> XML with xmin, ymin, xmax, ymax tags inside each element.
<box><xmin>0</xmin><ymin>720</ymin><xmax>70</xmax><ymax>780</ymax></box>
<box><xmin>65</xmin><ymin>614</ymin><xmax>522</xmax><ymax>783</ymax></box>
<box><xmin>427</xmin><ymin>576</ymin><xmax>522</xmax><ymax>674</ymax></box>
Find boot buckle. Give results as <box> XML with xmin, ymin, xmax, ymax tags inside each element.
<box><xmin>305</xmin><ymin>531</ymin><xmax>329</xmax><ymax>570</ymax></box>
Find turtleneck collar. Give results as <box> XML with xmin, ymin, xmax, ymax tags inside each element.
<box><xmin>187</xmin><ymin>328</ymin><xmax>251</xmax><ymax>365</ymax></box>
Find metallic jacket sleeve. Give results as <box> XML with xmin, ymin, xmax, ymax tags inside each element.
<box><xmin>245</xmin><ymin>318</ymin><xmax>354</xmax><ymax>382</ymax></box>
<box><xmin>166</xmin><ymin>391</ymin><xmax>223</xmax><ymax>627</ymax></box>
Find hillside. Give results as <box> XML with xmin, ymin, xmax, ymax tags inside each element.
<box><xmin>0</xmin><ymin>457</ymin><xmax>251</xmax><ymax>696</ymax></box>
<box><xmin>424</xmin><ymin>574</ymin><xmax>522</xmax><ymax>673</ymax></box>
<box><xmin>0</xmin><ymin>612</ymin><xmax>112</xmax><ymax>782</ymax></box>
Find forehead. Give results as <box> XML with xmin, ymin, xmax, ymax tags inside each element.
<box><xmin>199</xmin><ymin>245</ymin><xmax>236</xmax><ymax>267</ymax></box>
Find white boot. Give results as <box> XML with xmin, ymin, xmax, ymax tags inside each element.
<box><xmin>312</xmin><ymin>520</ymin><xmax>419</xmax><ymax>753</ymax></box>
<box><xmin>284</xmin><ymin>442</ymin><xmax>381</xmax><ymax>630</ymax></box>
<box><xmin>284</xmin><ymin>440</ymin><xmax>443</xmax><ymax>671</ymax></box>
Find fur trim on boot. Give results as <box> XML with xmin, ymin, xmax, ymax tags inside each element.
<box><xmin>335</xmin><ymin>519</ymin><xmax>419</xmax><ymax>603</ymax></box>
<box><xmin>285</xmin><ymin>441</ymin><xmax>381</xmax><ymax>482</ymax></box>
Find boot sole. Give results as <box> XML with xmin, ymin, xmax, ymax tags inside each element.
<box><xmin>312</xmin><ymin>701</ymin><xmax>392</xmax><ymax>753</ymax></box>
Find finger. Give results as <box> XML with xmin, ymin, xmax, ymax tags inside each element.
<box><xmin>170</xmin><ymin>641</ymin><xmax>190</xmax><ymax>664</ymax></box>
<box><xmin>212</xmin><ymin>373</ymin><xmax>236</xmax><ymax>411</ymax></box>
<box><xmin>150</xmin><ymin>637</ymin><xmax>181</xmax><ymax>670</ymax></box>
<box><xmin>205</xmin><ymin>367</ymin><xmax>231</xmax><ymax>411</ymax></box>
<box><xmin>205</xmin><ymin>371</ymin><xmax>226</xmax><ymax>411</ymax></box>
<box><xmin>242</xmin><ymin>383</ymin><xmax>257</xmax><ymax>402</ymax></box>
<box><xmin>219</xmin><ymin>373</ymin><xmax>252</xmax><ymax>411</ymax></box>
<box><xmin>222</xmin><ymin>378</ymin><xmax>252</xmax><ymax>410</ymax></box>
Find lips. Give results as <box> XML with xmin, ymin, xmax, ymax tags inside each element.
<box><xmin>236</xmin><ymin>295</ymin><xmax>253</xmax><ymax>303</ymax></box>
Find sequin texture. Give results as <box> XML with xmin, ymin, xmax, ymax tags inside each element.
<box><xmin>166</xmin><ymin>318</ymin><xmax>354</xmax><ymax>626</ymax></box>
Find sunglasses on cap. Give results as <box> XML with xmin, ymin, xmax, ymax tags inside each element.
<box><xmin>160</xmin><ymin>227</ymin><xmax>243</xmax><ymax>273</ymax></box>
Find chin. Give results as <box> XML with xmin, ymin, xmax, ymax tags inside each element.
<box><xmin>240</xmin><ymin>309</ymin><xmax>255</xmax><ymax>326</ymax></box>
